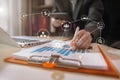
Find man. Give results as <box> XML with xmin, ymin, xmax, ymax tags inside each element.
<box><xmin>52</xmin><ymin>0</ymin><xmax>104</xmax><ymax>49</ymax></box>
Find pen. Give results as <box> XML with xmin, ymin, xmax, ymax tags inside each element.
<box><xmin>70</xmin><ymin>26</ymin><xmax>80</xmax><ymax>50</ymax></box>
<box><xmin>73</xmin><ymin>26</ymin><xmax>80</xmax><ymax>40</ymax></box>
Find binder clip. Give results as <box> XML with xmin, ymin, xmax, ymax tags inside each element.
<box><xmin>28</xmin><ymin>54</ymin><xmax>60</xmax><ymax>68</ymax></box>
<box><xmin>28</xmin><ymin>53</ymin><xmax>82</xmax><ymax>69</ymax></box>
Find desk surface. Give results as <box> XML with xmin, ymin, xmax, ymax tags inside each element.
<box><xmin>0</xmin><ymin>44</ymin><xmax>120</xmax><ymax>80</ymax></box>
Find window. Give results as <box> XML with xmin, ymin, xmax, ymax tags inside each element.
<box><xmin>0</xmin><ymin>0</ymin><xmax>28</xmax><ymax>36</ymax></box>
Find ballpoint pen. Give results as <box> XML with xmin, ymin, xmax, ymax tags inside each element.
<box><xmin>73</xmin><ymin>26</ymin><xmax>80</xmax><ymax>39</ymax></box>
<box><xmin>70</xmin><ymin>26</ymin><xmax>80</xmax><ymax>50</ymax></box>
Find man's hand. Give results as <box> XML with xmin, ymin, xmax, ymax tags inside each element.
<box><xmin>70</xmin><ymin>30</ymin><xmax>92</xmax><ymax>49</ymax></box>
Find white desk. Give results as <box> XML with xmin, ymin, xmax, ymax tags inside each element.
<box><xmin>0</xmin><ymin>44</ymin><xmax>120</xmax><ymax>80</ymax></box>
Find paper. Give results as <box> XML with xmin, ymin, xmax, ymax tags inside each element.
<box><xmin>81</xmin><ymin>53</ymin><xmax>108</xmax><ymax>70</ymax></box>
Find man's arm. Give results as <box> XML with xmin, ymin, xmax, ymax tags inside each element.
<box><xmin>85</xmin><ymin>0</ymin><xmax>104</xmax><ymax>41</ymax></box>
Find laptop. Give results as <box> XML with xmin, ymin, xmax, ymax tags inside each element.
<box><xmin>0</xmin><ymin>27</ymin><xmax>51</xmax><ymax>48</ymax></box>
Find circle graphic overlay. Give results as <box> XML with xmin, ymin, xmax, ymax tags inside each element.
<box><xmin>61</xmin><ymin>21</ymin><xmax>72</xmax><ymax>31</ymax></box>
<box><xmin>96</xmin><ymin>37</ymin><xmax>105</xmax><ymax>44</ymax></box>
<box><xmin>37</xmin><ymin>29</ymin><xmax>50</xmax><ymax>38</ymax></box>
<box><xmin>81</xmin><ymin>15</ymin><xmax>89</xmax><ymax>21</ymax></box>
<box><xmin>51</xmin><ymin>40</ymin><xmax>66</xmax><ymax>48</ymax></box>
<box><xmin>40</xmin><ymin>9</ymin><xmax>50</xmax><ymax>16</ymax></box>
<box><xmin>97</xmin><ymin>21</ymin><xmax>105</xmax><ymax>30</ymax></box>
<box><xmin>51</xmin><ymin>71</ymin><xmax>64</xmax><ymax>80</ymax></box>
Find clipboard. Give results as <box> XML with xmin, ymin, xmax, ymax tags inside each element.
<box><xmin>4</xmin><ymin>43</ymin><xmax>120</xmax><ymax>78</ymax></box>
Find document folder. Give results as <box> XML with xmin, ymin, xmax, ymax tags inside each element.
<box><xmin>4</xmin><ymin>40</ymin><xmax>120</xmax><ymax>78</ymax></box>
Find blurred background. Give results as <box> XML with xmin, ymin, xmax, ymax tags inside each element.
<box><xmin>0</xmin><ymin>0</ymin><xmax>53</xmax><ymax>36</ymax></box>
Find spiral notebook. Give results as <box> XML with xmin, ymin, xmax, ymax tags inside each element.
<box><xmin>4</xmin><ymin>40</ymin><xmax>120</xmax><ymax>78</ymax></box>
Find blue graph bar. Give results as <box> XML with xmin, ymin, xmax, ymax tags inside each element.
<box><xmin>31</xmin><ymin>46</ymin><xmax>85</xmax><ymax>56</ymax></box>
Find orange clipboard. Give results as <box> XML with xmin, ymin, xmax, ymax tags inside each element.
<box><xmin>4</xmin><ymin>44</ymin><xmax>120</xmax><ymax>78</ymax></box>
